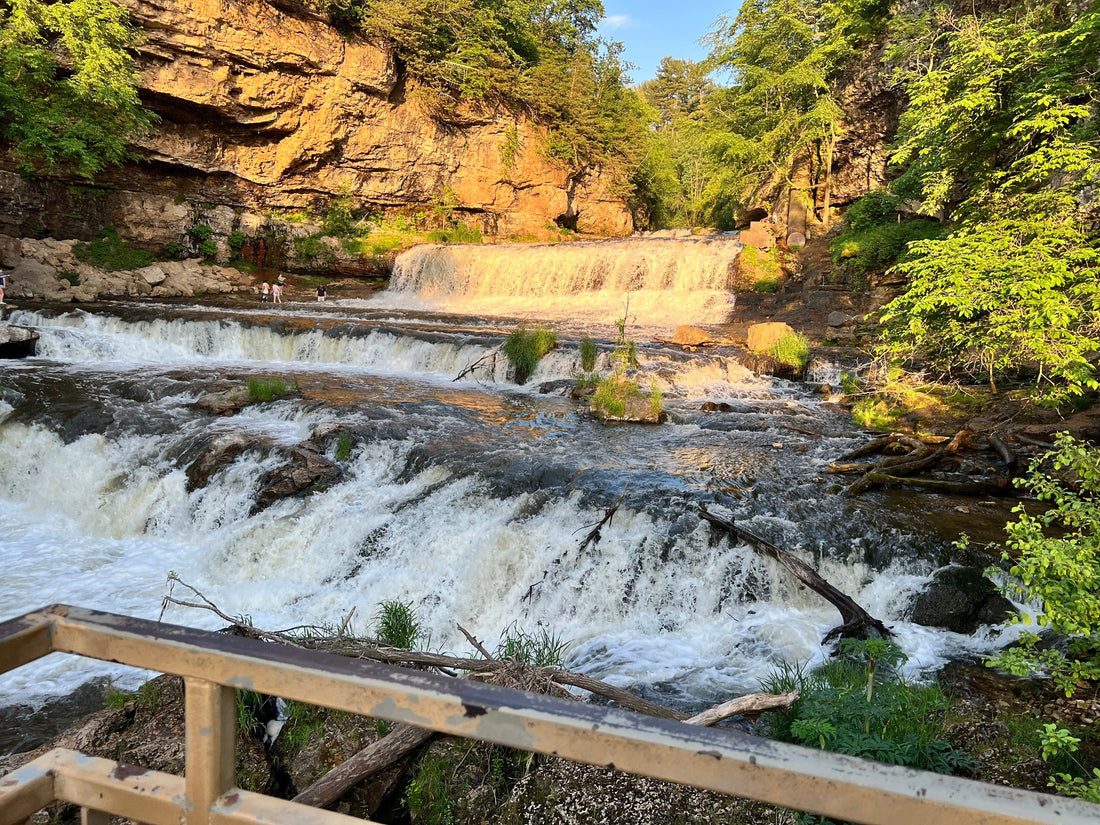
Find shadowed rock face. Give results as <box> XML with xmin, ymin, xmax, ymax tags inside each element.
<box><xmin>0</xmin><ymin>0</ymin><xmax>632</xmax><ymax>247</ymax></box>
<box><xmin>0</xmin><ymin>324</ymin><xmax>38</xmax><ymax>358</ymax></box>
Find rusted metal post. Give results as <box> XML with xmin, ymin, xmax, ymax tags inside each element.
<box><xmin>185</xmin><ymin>678</ymin><xmax>237</xmax><ymax>825</ymax></box>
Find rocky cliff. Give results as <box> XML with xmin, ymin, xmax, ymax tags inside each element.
<box><xmin>0</xmin><ymin>0</ymin><xmax>632</xmax><ymax>261</ymax></box>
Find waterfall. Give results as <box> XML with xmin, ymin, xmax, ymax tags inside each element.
<box><xmin>383</xmin><ymin>236</ymin><xmax>743</xmax><ymax>330</ymax></box>
<box><xmin>0</xmin><ymin>304</ymin><xmax>1018</xmax><ymax>716</ymax></box>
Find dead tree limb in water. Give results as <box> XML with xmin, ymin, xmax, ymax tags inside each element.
<box><xmin>574</xmin><ymin>487</ymin><xmax>627</xmax><ymax>554</ymax></box>
<box><xmin>852</xmin><ymin>473</ymin><xmax>1014</xmax><ymax>496</ymax></box>
<box><xmin>164</xmin><ymin>575</ymin><xmax>799</xmax><ymax>810</ymax></box>
<box><xmin>700</xmin><ymin>507</ymin><xmax>891</xmax><ymax>644</ymax></box>
<box><xmin>453</xmin><ymin>349</ymin><xmax>499</xmax><ymax>382</ymax></box>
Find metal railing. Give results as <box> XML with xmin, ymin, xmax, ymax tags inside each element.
<box><xmin>0</xmin><ymin>604</ymin><xmax>1095</xmax><ymax>825</ymax></box>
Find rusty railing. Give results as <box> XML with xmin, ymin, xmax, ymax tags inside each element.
<box><xmin>0</xmin><ymin>604</ymin><xmax>1095</xmax><ymax>825</ymax></box>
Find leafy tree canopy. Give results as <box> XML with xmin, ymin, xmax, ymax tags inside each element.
<box><xmin>0</xmin><ymin>0</ymin><xmax>157</xmax><ymax>178</ymax></box>
<box><xmin>881</xmin><ymin>1</ymin><xmax>1100</xmax><ymax>404</ymax></box>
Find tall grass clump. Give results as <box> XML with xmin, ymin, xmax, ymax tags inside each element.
<box><xmin>768</xmin><ymin>331</ymin><xmax>810</xmax><ymax>370</ymax></box>
<box><xmin>579</xmin><ymin>336</ymin><xmax>598</xmax><ymax>371</ymax></box>
<box><xmin>246</xmin><ymin>377</ymin><xmax>291</xmax><ymax>402</ymax></box>
<box><xmin>502</xmin><ymin>325</ymin><xmax>557</xmax><ymax>384</ymax></box>
<box><xmin>495</xmin><ymin>622</ymin><xmax>570</xmax><ymax>667</ymax></box>
<box><xmin>373</xmin><ymin>600</ymin><xmax>422</xmax><ymax>650</ymax></box>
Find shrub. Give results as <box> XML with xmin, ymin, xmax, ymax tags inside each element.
<box><xmin>830</xmin><ymin>220</ymin><xmax>943</xmax><ymax>275</ymax></box>
<box><xmin>227</xmin><ymin>231</ymin><xmax>246</xmax><ymax>257</ymax></box>
<box><xmin>58</xmin><ymin>270</ymin><xmax>80</xmax><ymax>287</ymax></box>
<box><xmin>426</xmin><ymin>222</ymin><xmax>483</xmax><ymax>243</ymax></box>
<box><xmin>768</xmin><ymin>331</ymin><xmax>810</xmax><ymax>370</ymax></box>
<box><xmin>843</xmin><ymin>190</ymin><xmax>900</xmax><ymax>233</ymax></box>
<box><xmin>293</xmin><ymin>233</ymin><xmax>329</xmax><ymax>260</ymax></box>
<box><xmin>502</xmin><ymin>325</ymin><xmax>557</xmax><ymax>384</ymax></box>
<box><xmin>73</xmin><ymin>227</ymin><xmax>155</xmax><ymax>271</ymax></box>
<box><xmin>738</xmin><ymin>244</ymin><xmax>783</xmax><ymax>291</ymax></box>
<box><xmin>762</xmin><ymin>639</ymin><xmax>976</xmax><ymax>775</ymax></box>
<box><xmin>163</xmin><ymin>241</ymin><xmax>185</xmax><ymax>259</ymax></box>
<box><xmin>374</xmin><ymin>600</ymin><xmax>422</xmax><ymax>649</ymax></box>
<box><xmin>981</xmin><ymin>433</ymin><xmax>1100</xmax><ymax>695</ymax></box>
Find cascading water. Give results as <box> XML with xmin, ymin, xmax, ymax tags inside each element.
<box><xmin>380</xmin><ymin>236</ymin><xmax>744</xmax><ymax>332</ymax></box>
<box><xmin>0</xmin><ymin>283</ymin><xmax>1018</xmax><ymax>751</ymax></box>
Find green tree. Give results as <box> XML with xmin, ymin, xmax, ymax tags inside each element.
<box><xmin>0</xmin><ymin>0</ymin><xmax>156</xmax><ymax>178</ymax></box>
<box><xmin>698</xmin><ymin>0</ymin><xmax>884</xmax><ymax>226</ymax></box>
<box><xmin>982</xmin><ymin>434</ymin><xmax>1100</xmax><ymax>697</ymax></box>
<box><xmin>880</xmin><ymin>2</ymin><xmax>1100</xmax><ymax>404</ymax></box>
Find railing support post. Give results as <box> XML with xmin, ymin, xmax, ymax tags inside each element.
<box><xmin>80</xmin><ymin>808</ymin><xmax>110</xmax><ymax>825</ymax></box>
<box><xmin>184</xmin><ymin>677</ymin><xmax>236</xmax><ymax>825</ymax></box>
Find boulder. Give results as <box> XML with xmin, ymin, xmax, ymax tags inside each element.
<box><xmin>0</xmin><ymin>324</ymin><xmax>39</xmax><ymax>358</ymax></box>
<box><xmin>827</xmin><ymin>311</ymin><xmax>852</xmax><ymax>328</ymax></box>
<box><xmin>746</xmin><ymin>322</ymin><xmax>796</xmax><ymax>354</ymax></box>
<box><xmin>738</xmin><ymin>220</ymin><xmax>775</xmax><ymax>250</ymax></box>
<box><xmin>672</xmin><ymin>325</ymin><xmax>712</xmax><ymax>346</ymax></box>
<box><xmin>186</xmin><ymin>433</ymin><xmax>253</xmax><ymax>491</ymax></box>
<box><xmin>252</xmin><ymin>446</ymin><xmax>344</xmax><ymax>513</ymax></box>
<box><xmin>908</xmin><ymin>565</ymin><xmax>1015</xmax><ymax>634</ymax></box>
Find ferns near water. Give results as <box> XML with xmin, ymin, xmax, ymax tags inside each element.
<box><xmin>761</xmin><ymin>639</ymin><xmax>976</xmax><ymax>775</ymax></box>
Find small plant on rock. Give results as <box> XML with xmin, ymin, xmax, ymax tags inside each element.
<box><xmin>768</xmin><ymin>331</ymin><xmax>810</xmax><ymax>371</ymax></box>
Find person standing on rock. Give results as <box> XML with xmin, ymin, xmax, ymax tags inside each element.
<box><xmin>0</xmin><ymin>269</ymin><xmax>6</xmax><ymax>304</ymax></box>
<box><xmin>316</xmin><ymin>284</ymin><xmax>326</xmax><ymax>302</ymax></box>
<box><xmin>272</xmin><ymin>281</ymin><xmax>283</xmax><ymax>304</ymax></box>
<box><xmin>261</xmin><ymin>281</ymin><xmax>270</xmax><ymax>303</ymax></box>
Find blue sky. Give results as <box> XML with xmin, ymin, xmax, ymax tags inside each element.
<box><xmin>598</xmin><ymin>1</ymin><xmax>740</xmax><ymax>84</ymax></box>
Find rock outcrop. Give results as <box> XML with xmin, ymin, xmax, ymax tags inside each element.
<box><xmin>0</xmin><ymin>324</ymin><xmax>38</xmax><ymax>358</ymax></box>
<box><xmin>0</xmin><ymin>235</ymin><xmax>253</xmax><ymax>300</ymax></box>
<box><xmin>0</xmin><ymin>0</ymin><xmax>632</xmax><ymax>259</ymax></box>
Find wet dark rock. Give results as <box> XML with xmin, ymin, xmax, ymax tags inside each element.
<box><xmin>908</xmin><ymin>565</ymin><xmax>1015</xmax><ymax>633</ymax></box>
<box><xmin>252</xmin><ymin>445</ymin><xmax>344</xmax><ymax>513</ymax></box>
<box><xmin>0</xmin><ymin>385</ymin><xmax>25</xmax><ymax>407</ymax></box>
<box><xmin>0</xmin><ymin>324</ymin><xmax>38</xmax><ymax>358</ymax></box>
<box><xmin>739</xmin><ymin>352</ymin><xmax>803</xmax><ymax>381</ymax></box>
<box><xmin>535</xmin><ymin>378</ymin><xmax>577</xmax><ymax>396</ymax></box>
<box><xmin>701</xmin><ymin>401</ymin><xmax>735</xmax><ymax>412</ymax></box>
<box><xmin>186</xmin><ymin>433</ymin><xmax>254</xmax><ymax>491</ymax></box>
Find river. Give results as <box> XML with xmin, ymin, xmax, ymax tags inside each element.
<box><xmin>0</xmin><ymin>237</ymin><xmax>1019</xmax><ymax>752</ymax></box>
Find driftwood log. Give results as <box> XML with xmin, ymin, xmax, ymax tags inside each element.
<box><xmin>700</xmin><ymin>508</ymin><xmax>891</xmax><ymax>644</ymax></box>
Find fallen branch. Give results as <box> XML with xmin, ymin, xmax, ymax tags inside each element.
<box><xmin>685</xmin><ymin>691</ymin><xmax>799</xmax><ymax>726</ymax></box>
<box><xmin>850</xmin><ymin>473</ymin><xmax>1014</xmax><ymax>496</ymax></box>
<box><xmin>700</xmin><ymin>507</ymin><xmax>891</xmax><ymax>644</ymax></box>
<box><xmin>574</xmin><ymin>487</ymin><xmax>627</xmax><ymax>554</ymax></box>
<box><xmin>988</xmin><ymin>432</ymin><xmax>1017</xmax><ymax>471</ymax></box>
<box><xmin>453</xmin><ymin>349</ymin><xmax>499</xmax><ymax>382</ymax></box>
<box><xmin>293</xmin><ymin>722</ymin><xmax>433</xmax><ymax>808</ymax></box>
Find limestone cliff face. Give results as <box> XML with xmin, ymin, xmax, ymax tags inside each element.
<box><xmin>0</xmin><ymin>0</ymin><xmax>632</xmax><ymax>257</ymax></box>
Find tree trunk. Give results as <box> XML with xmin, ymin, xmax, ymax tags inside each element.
<box><xmin>700</xmin><ymin>508</ymin><xmax>891</xmax><ymax>643</ymax></box>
